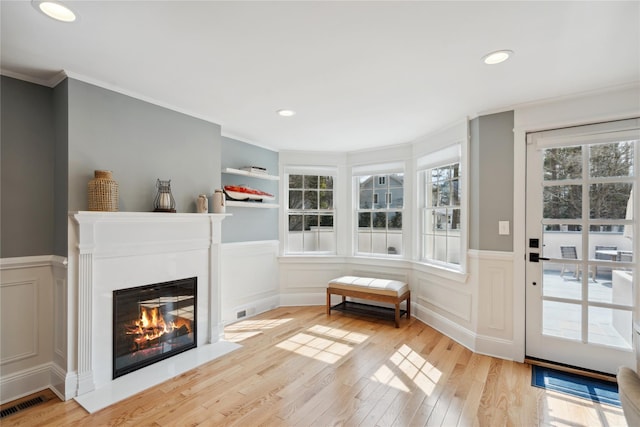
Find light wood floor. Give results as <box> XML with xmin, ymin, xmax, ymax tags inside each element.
<box><xmin>2</xmin><ymin>306</ymin><xmax>627</xmax><ymax>426</ymax></box>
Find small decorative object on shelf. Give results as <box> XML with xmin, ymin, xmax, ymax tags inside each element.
<box><xmin>241</xmin><ymin>165</ymin><xmax>268</xmax><ymax>175</ymax></box>
<box><xmin>223</xmin><ymin>185</ymin><xmax>275</xmax><ymax>202</ymax></box>
<box><xmin>196</xmin><ymin>194</ymin><xmax>208</xmax><ymax>213</ymax></box>
<box><xmin>153</xmin><ymin>179</ymin><xmax>176</xmax><ymax>212</ymax></box>
<box><xmin>212</xmin><ymin>189</ymin><xmax>225</xmax><ymax>213</ymax></box>
<box><xmin>88</xmin><ymin>170</ymin><xmax>118</xmax><ymax>211</ymax></box>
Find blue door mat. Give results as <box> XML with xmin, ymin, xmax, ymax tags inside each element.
<box><xmin>531</xmin><ymin>365</ymin><xmax>620</xmax><ymax>407</ymax></box>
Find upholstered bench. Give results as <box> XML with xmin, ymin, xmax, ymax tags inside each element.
<box><xmin>326</xmin><ymin>276</ymin><xmax>410</xmax><ymax>327</ymax></box>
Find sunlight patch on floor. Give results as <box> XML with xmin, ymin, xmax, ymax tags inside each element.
<box><xmin>225</xmin><ymin>318</ymin><xmax>293</xmax><ymax>342</ymax></box>
<box><xmin>543</xmin><ymin>391</ymin><xmax>625</xmax><ymax>427</ymax></box>
<box><xmin>275</xmin><ymin>324</ymin><xmax>369</xmax><ymax>364</ymax></box>
<box><xmin>370</xmin><ymin>364</ymin><xmax>411</xmax><ymax>393</ymax></box>
<box><xmin>307</xmin><ymin>324</ymin><xmax>369</xmax><ymax>344</ymax></box>
<box><xmin>371</xmin><ymin>344</ymin><xmax>442</xmax><ymax>395</ymax></box>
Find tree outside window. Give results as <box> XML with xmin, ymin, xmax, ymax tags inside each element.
<box><xmin>543</xmin><ymin>141</ymin><xmax>634</xmax><ymax>232</ymax></box>
<box><xmin>423</xmin><ymin>163</ymin><xmax>461</xmax><ymax>266</ymax></box>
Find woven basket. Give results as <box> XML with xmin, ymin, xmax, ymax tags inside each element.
<box><xmin>88</xmin><ymin>170</ymin><xmax>118</xmax><ymax>211</ymax></box>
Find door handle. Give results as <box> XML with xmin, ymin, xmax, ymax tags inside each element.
<box><xmin>529</xmin><ymin>253</ymin><xmax>550</xmax><ymax>262</ymax></box>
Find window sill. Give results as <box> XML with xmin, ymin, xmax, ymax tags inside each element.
<box><xmin>278</xmin><ymin>254</ymin><xmax>347</xmax><ymax>264</ymax></box>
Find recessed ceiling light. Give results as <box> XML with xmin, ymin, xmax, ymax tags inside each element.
<box><xmin>482</xmin><ymin>50</ymin><xmax>513</xmax><ymax>65</ymax></box>
<box><xmin>277</xmin><ymin>109</ymin><xmax>296</xmax><ymax>117</ymax></box>
<box><xmin>33</xmin><ymin>1</ymin><xmax>77</xmax><ymax>22</ymax></box>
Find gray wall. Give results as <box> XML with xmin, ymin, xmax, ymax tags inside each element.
<box><xmin>1</xmin><ymin>76</ymin><xmax>281</xmax><ymax>259</ymax></box>
<box><xmin>53</xmin><ymin>79</ymin><xmax>69</xmax><ymax>256</ymax></box>
<box><xmin>1</xmin><ymin>76</ymin><xmax>55</xmax><ymax>258</ymax></box>
<box><xmin>3</xmin><ymin>76</ymin><xmax>516</xmax><ymax>255</ymax></box>
<box><xmin>67</xmin><ymin>79</ymin><xmax>221</xmax><ymax>213</ymax></box>
<box><xmin>469</xmin><ymin>111</ymin><xmax>515</xmax><ymax>251</ymax></box>
<box><xmin>221</xmin><ymin>137</ymin><xmax>278</xmax><ymax>243</ymax></box>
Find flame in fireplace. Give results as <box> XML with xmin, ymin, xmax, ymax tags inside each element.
<box><xmin>139</xmin><ymin>307</ymin><xmax>165</xmax><ymax>331</ymax></box>
<box><xmin>127</xmin><ymin>306</ymin><xmax>191</xmax><ymax>346</ymax></box>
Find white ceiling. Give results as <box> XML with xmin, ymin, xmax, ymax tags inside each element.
<box><xmin>1</xmin><ymin>1</ymin><xmax>638</xmax><ymax>152</ymax></box>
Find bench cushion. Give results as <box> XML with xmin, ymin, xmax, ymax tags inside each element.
<box><xmin>328</xmin><ymin>276</ymin><xmax>408</xmax><ymax>297</ymax></box>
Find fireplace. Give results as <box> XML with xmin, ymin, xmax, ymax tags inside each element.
<box><xmin>112</xmin><ymin>277</ymin><xmax>197</xmax><ymax>379</ymax></box>
<box><xmin>69</xmin><ymin>212</ymin><xmax>231</xmax><ymax>410</ymax></box>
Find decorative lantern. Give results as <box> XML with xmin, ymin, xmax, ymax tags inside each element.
<box><xmin>153</xmin><ymin>179</ymin><xmax>176</xmax><ymax>212</ymax></box>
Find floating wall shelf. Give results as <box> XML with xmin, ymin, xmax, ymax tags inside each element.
<box><xmin>225</xmin><ymin>200</ymin><xmax>279</xmax><ymax>209</ymax></box>
<box><xmin>222</xmin><ymin>167</ymin><xmax>280</xmax><ymax>181</ymax></box>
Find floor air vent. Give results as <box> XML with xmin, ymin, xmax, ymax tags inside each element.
<box><xmin>0</xmin><ymin>395</ymin><xmax>47</xmax><ymax>419</ymax></box>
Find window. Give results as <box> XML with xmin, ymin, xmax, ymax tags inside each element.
<box><xmin>416</xmin><ymin>136</ymin><xmax>466</xmax><ymax>271</ymax></box>
<box><xmin>355</xmin><ymin>171</ymin><xmax>404</xmax><ymax>256</ymax></box>
<box><xmin>422</xmin><ymin>162</ymin><xmax>461</xmax><ymax>266</ymax></box>
<box><xmin>286</xmin><ymin>172</ymin><xmax>335</xmax><ymax>254</ymax></box>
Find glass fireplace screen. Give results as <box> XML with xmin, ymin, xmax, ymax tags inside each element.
<box><xmin>112</xmin><ymin>277</ymin><xmax>197</xmax><ymax>379</ymax></box>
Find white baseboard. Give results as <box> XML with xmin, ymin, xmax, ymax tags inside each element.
<box><xmin>412</xmin><ymin>302</ymin><xmax>476</xmax><ymax>352</ymax></box>
<box><xmin>223</xmin><ymin>295</ymin><xmax>280</xmax><ymax>325</ymax></box>
<box><xmin>473</xmin><ymin>334</ymin><xmax>517</xmax><ymax>362</ymax></box>
<box><xmin>279</xmin><ymin>292</ymin><xmax>325</xmax><ymax>307</ymax></box>
<box><xmin>0</xmin><ymin>363</ymin><xmax>52</xmax><ymax>405</ymax></box>
<box><xmin>412</xmin><ymin>301</ymin><xmax>516</xmax><ymax>361</ymax></box>
<box><xmin>49</xmin><ymin>362</ymin><xmax>77</xmax><ymax>401</ymax></box>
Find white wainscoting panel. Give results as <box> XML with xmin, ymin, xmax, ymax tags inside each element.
<box><xmin>469</xmin><ymin>250</ymin><xmax>516</xmax><ymax>360</ymax></box>
<box><xmin>411</xmin><ymin>251</ymin><xmax>517</xmax><ymax>361</ymax></box>
<box><xmin>487</xmin><ymin>267</ymin><xmax>506</xmax><ymax>330</ymax></box>
<box><xmin>278</xmin><ymin>257</ymin><xmax>345</xmax><ymax>306</ymax></box>
<box><xmin>1</xmin><ymin>279</ymin><xmax>38</xmax><ymax>364</ymax></box>
<box><xmin>221</xmin><ymin>241</ymin><xmax>280</xmax><ymax>324</ymax></box>
<box><xmin>415</xmin><ymin>274</ymin><xmax>472</xmax><ymax>323</ymax></box>
<box><xmin>282</xmin><ymin>267</ymin><xmax>343</xmax><ymax>289</ymax></box>
<box><xmin>470</xmin><ymin>250</ymin><xmax>514</xmax><ymax>341</ymax></box>
<box><xmin>0</xmin><ymin>257</ymin><xmax>57</xmax><ymax>404</ymax></box>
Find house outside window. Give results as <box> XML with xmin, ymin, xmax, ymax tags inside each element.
<box><xmin>355</xmin><ymin>171</ymin><xmax>404</xmax><ymax>256</ymax></box>
<box><xmin>286</xmin><ymin>172</ymin><xmax>336</xmax><ymax>254</ymax></box>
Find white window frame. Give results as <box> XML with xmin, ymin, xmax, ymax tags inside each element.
<box><xmin>284</xmin><ymin>166</ymin><xmax>337</xmax><ymax>255</ymax></box>
<box><xmin>353</xmin><ymin>162</ymin><xmax>405</xmax><ymax>257</ymax></box>
<box><xmin>418</xmin><ymin>144</ymin><xmax>467</xmax><ymax>272</ymax></box>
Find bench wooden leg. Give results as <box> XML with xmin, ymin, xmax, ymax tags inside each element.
<box><xmin>394</xmin><ymin>302</ymin><xmax>400</xmax><ymax>328</ymax></box>
<box><xmin>407</xmin><ymin>294</ymin><xmax>411</xmax><ymax>319</ymax></box>
<box><xmin>326</xmin><ymin>289</ymin><xmax>331</xmax><ymax>315</ymax></box>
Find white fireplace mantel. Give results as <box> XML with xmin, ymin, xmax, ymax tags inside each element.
<box><xmin>68</xmin><ymin>211</ymin><xmax>235</xmax><ymax>411</ymax></box>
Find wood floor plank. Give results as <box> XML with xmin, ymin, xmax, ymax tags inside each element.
<box><xmin>406</xmin><ymin>336</ymin><xmax>466</xmax><ymax>425</ymax></box>
<box><xmin>457</xmin><ymin>354</ymin><xmax>493</xmax><ymax>427</ymax></box>
<box><xmin>425</xmin><ymin>346</ymin><xmax>471</xmax><ymax>426</ymax></box>
<box><xmin>0</xmin><ymin>306</ymin><xmax>627</xmax><ymax>427</ymax></box>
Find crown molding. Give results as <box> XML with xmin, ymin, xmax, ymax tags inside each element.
<box><xmin>473</xmin><ymin>80</ymin><xmax>640</xmax><ymax>119</ymax></box>
<box><xmin>0</xmin><ymin>69</ymin><xmax>67</xmax><ymax>88</ymax></box>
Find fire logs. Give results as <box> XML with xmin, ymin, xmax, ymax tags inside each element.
<box><xmin>129</xmin><ymin>320</ymin><xmax>191</xmax><ymax>351</ymax></box>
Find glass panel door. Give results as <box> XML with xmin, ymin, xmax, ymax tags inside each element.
<box><xmin>525</xmin><ymin>125</ymin><xmax>637</xmax><ymax>374</ymax></box>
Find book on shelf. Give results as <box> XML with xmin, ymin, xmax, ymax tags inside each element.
<box><xmin>241</xmin><ymin>166</ymin><xmax>268</xmax><ymax>174</ymax></box>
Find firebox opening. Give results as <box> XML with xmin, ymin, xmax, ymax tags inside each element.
<box><xmin>112</xmin><ymin>277</ymin><xmax>197</xmax><ymax>379</ymax></box>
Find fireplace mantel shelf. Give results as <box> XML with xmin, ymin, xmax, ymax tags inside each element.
<box><xmin>71</xmin><ymin>211</ymin><xmax>231</xmax><ymax>223</ymax></box>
